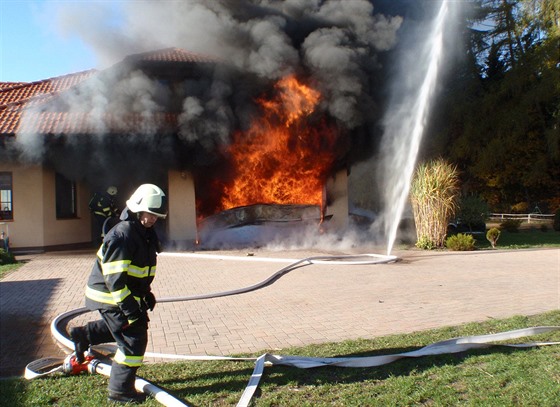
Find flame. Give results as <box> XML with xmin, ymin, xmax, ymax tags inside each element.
<box><xmin>218</xmin><ymin>75</ymin><xmax>338</xmax><ymax>211</ymax></box>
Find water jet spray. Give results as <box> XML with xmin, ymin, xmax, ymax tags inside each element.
<box><xmin>378</xmin><ymin>0</ymin><xmax>450</xmax><ymax>256</ymax></box>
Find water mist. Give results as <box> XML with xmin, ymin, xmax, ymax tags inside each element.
<box><xmin>378</xmin><ymin>1</ymin><xmax>450</xmax><ymax>255</ymax></box>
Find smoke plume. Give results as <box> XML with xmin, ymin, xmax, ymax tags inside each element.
<box><xmin>50</xmin><ymin>0</ymin><xmax>402</xmax><ymax>135</ymax></box>
<box><xmin>13</xmin><ymin>0</ymin><xmax>405</xmax><ymax>190</ymax></box>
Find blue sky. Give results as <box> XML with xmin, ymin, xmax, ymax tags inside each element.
<box><xmin>0</xmin><ymin>0</ymin><xmax>97</xmax><ymax>82</ymax></box>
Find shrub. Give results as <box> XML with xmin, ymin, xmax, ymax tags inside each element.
<box><xmin>446</xmin><ymin>233</ymin><xmax>476</xmax><ymax>251</ymax></box>
<box><xmin>500</xmin><ymin>219</ymin><xmax>522</xmax><ymax>232</ymax></box>
<box><xmin>554</xmin><ymin>209</ymin><xmax>560</xmax><ymax>232</ymax></box>
<box><xmin>415</xmin><ymin>235</ymin><xmax>436</xmax><ymax>250</ymax></box>
<box><xmin>0</xmin><ymin>249</ymin><xmax>15</xmax><ymax>265</ymax></box>
<box><xmin>486</xmin><ymin>227</ymin><xmax>501</xmax><ymax>248</ymax></box>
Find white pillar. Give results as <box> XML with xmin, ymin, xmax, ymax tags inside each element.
<box><xmin>167</xmin><ymin>170</ymin><xmax>197</xmax><ymax>246</ymax></box>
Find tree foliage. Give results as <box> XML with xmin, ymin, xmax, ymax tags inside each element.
<box><xmin>457</xmin><ymin>194</ymin><xmax>489</xmax><ymax>231</ymax></box>
<box><xmin>426</xmin><ymin>0</ymin><xmax>560</xmax><ymax>212</ymax></box>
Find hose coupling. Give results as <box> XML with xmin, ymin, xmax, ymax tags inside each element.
<box><xmin>62</xmin><ymin>353</ymin><xmax>94</xmax><ymax>375</ymax></box>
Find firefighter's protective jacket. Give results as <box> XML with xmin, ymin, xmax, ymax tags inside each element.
<box><xmin>85</xmin><ymin>208</ymin><xmax>160</xmax><ymax>319</ymax></box>
<box><xmin>89</xmin><ymin>192</ymin><xmax>119</xmax><ymax>219</ymax></box>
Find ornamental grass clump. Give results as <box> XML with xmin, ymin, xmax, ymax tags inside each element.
<box><xmin>410</xmin><ymin>158</ymin><xmax>459</xmax><ymax>249</ymax></box>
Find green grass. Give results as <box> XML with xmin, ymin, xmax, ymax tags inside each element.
<box><xmin>2</xmin><ymin>311</ymin><xmax>559</xmax><ymax>406</ymax></box>
<box><xmin>473</xmin><ymin>228</ymin><xmax>560</xmax><ymax>250</ymax></box>
<box><xmin>0</xmin><ymin>261</ymin><xmax>23</xmax><ymax>279</ymax></box>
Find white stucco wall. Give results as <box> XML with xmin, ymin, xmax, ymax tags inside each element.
<box><xmin>41</xmin><ymin>170</ymin><xmax>92</xmax><ymax>247</ymax></box>
<box><xmin>0</xmin><ymin>162</ymin><xmax>91</xmax><ymax>250</ymax></box>
<box><xmin>167</xmin><ymin>170</ymin><xmax>197</xmax><ymax>245</ymax></box>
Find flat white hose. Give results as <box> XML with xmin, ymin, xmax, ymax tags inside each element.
<box><xmin>90</xmin><ymin>361</ymin><xmax>189</xmax><ymax>407</ymax></box>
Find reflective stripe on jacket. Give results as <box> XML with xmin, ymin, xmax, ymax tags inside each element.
<box><xmin>114</xmin><ymin>349</ymin><xmax>144</xmax><ymax>367</ymax></box>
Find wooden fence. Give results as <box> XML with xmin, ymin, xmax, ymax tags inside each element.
<box><xmin>488</xmin><ymin>213</ymin><xmax>555</xmax><ymax>224</ymax></box>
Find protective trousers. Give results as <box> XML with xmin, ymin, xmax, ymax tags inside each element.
<box><xmin>84</xmin><ymin>308</ymin><xmax>149</xmax><ymax>395</ymax></box>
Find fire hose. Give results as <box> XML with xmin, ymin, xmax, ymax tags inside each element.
<box><xmin>24</xmin><ymin>252</ymin><xmax>560</xmax><ymax>406</ymax></box>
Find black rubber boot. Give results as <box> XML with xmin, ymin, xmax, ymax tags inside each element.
<box><xmin>108</xmin><ymin>362</ymin><xmax>142</xmax><ymax>403</ymax></box>
<box><xmin>69</xmin><ymin>327</ymin><xmax>89</xmax><ymax>363</ymax></box>
<box><xmin>107</xmin><ymin>391</ymin><xmax>147</xmax><ymax>404</ymax></box>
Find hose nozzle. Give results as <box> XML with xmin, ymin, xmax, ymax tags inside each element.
<box><xmin>62</xmin><ymin>354</ymin><xmax>94</xmax><ymax>375</ymax></box>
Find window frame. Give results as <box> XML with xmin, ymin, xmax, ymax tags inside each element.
<box><xmin>55</xmin><ymin>173</ymin><xmax>78</xmax><ymax>219</ymax></box>
<box><xmin>0</xmin><ymin>172</ymin><xmax>13</xmax><ymax>221</ymax></box>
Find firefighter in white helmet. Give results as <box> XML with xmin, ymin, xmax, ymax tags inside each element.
<box><xmin>71</xmin><ymin>184</ymin><xmax>167</xmax><ymax>404</ymax></box>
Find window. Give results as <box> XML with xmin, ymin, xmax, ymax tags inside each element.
<box><xmin>0</xmin><ymin>172</ymin><xmax>13</xmax><ymax>220</ymax></box>
<box><xmin>55</xmin><ymin>173</ymin><xmax>77</xmax><ymax>219</ymax></box>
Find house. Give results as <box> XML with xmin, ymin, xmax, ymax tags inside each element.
<box><xmin>0</xmin><ymin>48</ymin><xmax>349</xmax><ymax>253</ymax></box>
<box><xmin>1</xmin><ymin>70</ymin><xmax>98</xmax><ymax>252</ymax></box>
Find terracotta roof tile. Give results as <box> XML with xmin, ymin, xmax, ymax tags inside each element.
<box><xmin>17</xmin><ymin>111</ymin><xmax>178</xmax><ymax>134</ymax></box>
<box><xmin>0</xmin><ymin>70</ymin><xmax>97</xmax><ymax>108</ymax></box>
<box><xmin>0</xmin><ymin>82</ymin><xmax>28</xmax><ymax>90</ymax></box>
<box><xmin>123</xmin><ymin>47</ymin><xmax>217</xmax><ymax>64</ymax></box>
<box><xmin>0</xmin><ymin>70</ymin><xmax>97</xmax><ymax>135</ymax></box>
<box><xmin>0</xmin><ymin>48</ymin><xmax>213</xmax><ymax>137</ymax></box>
<box><xmin>0</xmin><ymin>107</ymin><xmax>20</xmax><ymax>135</ymax></box>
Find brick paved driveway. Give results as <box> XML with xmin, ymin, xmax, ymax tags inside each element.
<box><xmin>1</xmin><ymin>248</ymin><xmax>558</xmax><ymax>377</ymax></box>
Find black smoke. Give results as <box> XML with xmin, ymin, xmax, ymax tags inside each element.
<box><xmin>13</xmin><ymin>1</ymin><xmax>444</xmax><ymax>200</ymax></box>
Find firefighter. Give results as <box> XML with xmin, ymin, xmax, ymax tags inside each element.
<box><xmin>71</xmin><ymin>184</ymin><xmax>167</xmax><ymax>404</ymax></box>
<box><xmin>89</xmin><ymin>186</ymin><xmax>120</xmax><ymax>244</ymax></box>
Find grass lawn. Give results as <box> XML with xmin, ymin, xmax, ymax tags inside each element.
<box><xmin>1</xmin><ymin>311</ymin><xmax>559</xmax><ymax>406</ymax></box>
<box><xmin>473</xmin><ymin>225</ymin><xmax>560</xmax><ymax>250</ymax></box>
<box><xmin>0</xmin><ymin>261</ymin><xmax>23</xmax><ymax>279</ymax></box>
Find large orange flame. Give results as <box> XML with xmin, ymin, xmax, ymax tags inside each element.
<box><xmin>217</xmin><ymin>75</ymin><xmax>338</xmax><ymax>212</ymax></box>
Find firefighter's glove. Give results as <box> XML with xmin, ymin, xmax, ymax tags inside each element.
<box><xmin>145</xmin><ymin>292</ymin><xmax>157</xmax><ymax>312</ymax></box>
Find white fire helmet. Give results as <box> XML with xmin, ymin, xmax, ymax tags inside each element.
<box><xmin>126</xmin><ymin>184</ymin><xmax>167</xmax><ymax>219</ymax></box>
<box><xmin>106</xmin><ymin>186</ymin><xmax>118</xmax><ymax>196</ymax></box>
